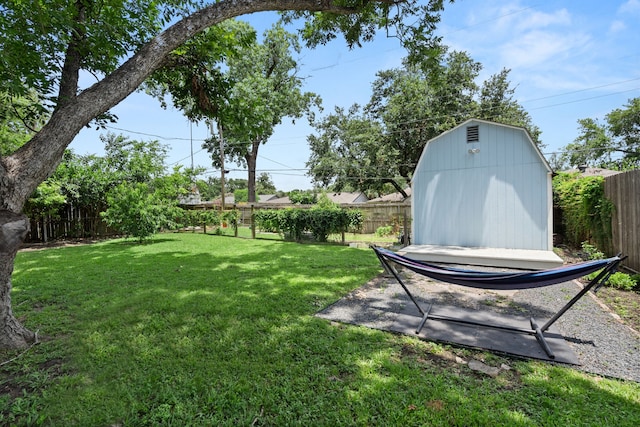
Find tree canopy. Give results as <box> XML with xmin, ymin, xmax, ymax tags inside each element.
<box><xmin>307</xmin><ymin>47</ymin><xmax>541</xmax><ymax>197</ymax></box>
<box><xmin>558</xmin><ymin>97</ymin><xmax>640</xmax><ymax>170</ymax></box>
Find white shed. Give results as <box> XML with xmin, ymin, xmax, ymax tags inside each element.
<box><xmin>405</xmin><ymin>119</ymin><xmax>562</xmax><ymax>269</ymax></box>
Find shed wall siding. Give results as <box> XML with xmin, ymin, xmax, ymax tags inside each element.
<box><xmin>412</xmin><ymin>122</ymin><xmax>550</xmax><ymax>250</ymax></box>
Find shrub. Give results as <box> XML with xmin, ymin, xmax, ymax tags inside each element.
<box><xmin>102</xmin><ymin>183</ymin><xmax>180</xmax><ymax>241</ymax></box>
<box><xmin>253</xmin><ymin>207</ymin><xmax>363</xmax><ymax>242</ymax></box>
<box><xmin>581</xmin><ymin>241</ymin><xmax>605</xmax><ymax>260</ymax></box>
<box><xmin>346</xmin><ymin>209</ymin><xmax>364</xmax><ymax>233</ymax></box>
<box><xmin>254</xmin><ymin>209</ymin><xmax>281</xmax><ymax>233</ymax></box>
<box><xmin>607</xmin><ymin>272</ymin><xmax>637</xmax><ymax>291</ymax></box>
<box><xmin>222</xmin><ymin>209</ymin><xmax>240</xmax><ymax>227</ymax></box>
<box><xmin>375</xmin><ymin>225</ymin><xmax>394</xmax><ymax>237</ymax></box>
<box><xmin>180</xmin><ymin>209</ymin><xmax>221</xmax><ymax>232</ymax></box>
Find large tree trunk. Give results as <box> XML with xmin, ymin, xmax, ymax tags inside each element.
<box><xmin>0</xmin><ymin>211</ymin><xmax>35</xmax><ymax>349</ymax></box>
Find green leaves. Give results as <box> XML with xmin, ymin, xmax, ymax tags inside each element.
<box><xmin>0</xmin><ymin>0</ymin><xmax>172</xmax><ymax>98</ymax></box>
<box><xmin>558</xmin><ymin>97</ymin><xmax>640</xmax><ymax>170</ymax></box>
<box><xmin>553</xmin><ymin>172</ymin><xmax>613</xmax><ymax>252</ymax></box>
<box><xmin>254</xmin><ymin>205</ymin><xmax>363</xmax><ymax>242</ymax></box>
<box><xmin>101</xmin><ymin>182</ymin><xmax>181</xmax><ymax>242</ymax></box>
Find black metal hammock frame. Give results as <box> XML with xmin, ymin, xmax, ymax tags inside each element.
<box><xmin>372</xmin><ymin>246</ymin><xmax>624</xmax><ymax>359</ymax></box>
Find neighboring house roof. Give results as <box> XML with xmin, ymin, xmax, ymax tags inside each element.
<box><xmin>206</xmin><ymin>192</ymin><xmax>369</xmax><ymax>206</ymax></box>
<box><xmin>367</xmin><ymin>188</ymin><xmax>411</xmax><ymax>203</ymax></box>
<box><xmin>262</xmin><ymin>196</ymin><xmax>291</xmax><ymax>204</ymax></box>
<box><xmin>261</xmin><ymin>192</ymin><xmax>368</xmax><ymax>205</ymax></box>
<box><xmin>565</xmin><ymin>167</ymin><xmax>622</xmax><ymax>177</ymax></box>
<box><xmin>211</xmin><ymin>195</ymin><xmax>236</xmax><ymax>206</ymax></box>
<box><xmin>178</xmin><ymin>186</ymin><xmax>202</xmax><ymax>205</ymax></box>
<box><xmin>258</xmin><ymin>194</ymin><xmax>278</xmax><ymax>203</ymax></box>
<box><xmin>327</xmin><ymin>192</ymin><xmax>369</xmax><ymax>204</ymax></box>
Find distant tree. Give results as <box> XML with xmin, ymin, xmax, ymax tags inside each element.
<box><xmin>201</xmin><ymin>23</ymin><xmax>320</xmax><ymax>203</ymax></box>
<box><xmin>256</xmin><ymin>173</ymin><xmax>277</xmax><ymax>195</ymax></box>
<box><xmin>606</xmin><ymin>97</ymin><xmax>640</xmax><ymax>166</ymax></box>
<box><xmin>558</xmin><ymin>97</ymin><xmax>640</xmax><ymax>170</ymax></box>
<box><xmin>195</xmin><ymin>177</ymin><xmax>221</xmax><ymax>201</ymax></box>
<box><xmin>233</xmin><ymin>189</ymin><xmax>249</xmax><ymax>203</ymax></box>
<box><xmin>289</xmin><ymin>189</ymin><xmax>317</xmax><ymax>204</ymax></box>
<box><xmin>559</xmin><ymin>118</ymin><xmax>611</xmax><ymax>169</ymax></box>
<box><xmin>475</xmin><ymin>68</ymin><xmax>542</xmax><ymax>146</ymax></box>
<box><xmin>306</xmin><ymin>105</ymin><xmax>405</xmax><ymax>197</ymax></box>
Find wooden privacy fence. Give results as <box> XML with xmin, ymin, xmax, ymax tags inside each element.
<box><xmin>604</xmin><ymin>170</ymin><xmax>640</xmax><ymax>272</ymax></box>
<box><xmin>230</xmin><ymin>202</ymin><xmax>412</xmax><ymax>236</ymax></box>
<box><xmin>25</xmin><ymin>205</ymin><xmax>117</xmax><ymax>243</ymax></box>
<box><xmin>25</xmin><ymin>201</ymin><xmax>413</xmax><ymax>244</ymax></box>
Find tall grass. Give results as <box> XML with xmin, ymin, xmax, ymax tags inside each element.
<box><xmin>1</xmin><ymin>233</ymin><xmax>639</xmax><ymax>426</ymax></box>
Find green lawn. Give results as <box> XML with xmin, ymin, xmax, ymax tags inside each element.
<box><xmin>2</xmin><ymin>233</ymin><xmax>639</xmax><ymax>426</ymax></box>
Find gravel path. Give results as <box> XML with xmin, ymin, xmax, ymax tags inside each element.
<box><xmin>318</xmin><ymin>270</ymin><xmax>640</xmax><ymax>383</ymax></box>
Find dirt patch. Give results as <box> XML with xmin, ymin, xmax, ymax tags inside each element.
<box><xmin>19</xmin><ymin>238</ymin><xmax>104</xmax><ymax>252</ymax></box>
<box><xmin>596</xmin><ymin>287</ymin><xmax>640</xmax><ymax>333</ymax></box>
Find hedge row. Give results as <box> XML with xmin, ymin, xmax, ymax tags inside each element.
<box><xmin>254</xmin><ymin>207</ymin><xmax>363</xmax><ymax>242</ymax></box>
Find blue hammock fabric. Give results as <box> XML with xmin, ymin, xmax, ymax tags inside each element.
<box><xmin>372</xmin><ymin>246</ymin><xmax>620</xmax><ymax>290</ymax></box>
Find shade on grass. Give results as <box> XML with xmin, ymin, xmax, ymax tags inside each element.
<box><xmin>2</xmin><ymin>233</ymin><xmax>640</xmax><ymax>426</ymax></box>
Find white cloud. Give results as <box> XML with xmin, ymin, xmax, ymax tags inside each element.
<box><xmin>499</xmin><ymin>31</ymin><xmax>591</xmax><ymax>69</ymax></box>
<box><xmin>609</xmin><ymin>20</ymin><xmax>627</xmax><ymax>32</ymax></box>
<box><xmin>512</xmin><ymin>8</ymin><xmax>572</xmax><ymax>32</ymax></box>
<box><xmin>619</xmin><ymin>0</ymin><xmax>640</xmax><ymax>14</ymax></box>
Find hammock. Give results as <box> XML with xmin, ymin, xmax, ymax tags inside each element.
<box><xmin>371</xmin><ymin>246</ymin><xmax>623</xmax><ymax>359</ymax></box>
<box><xmin>372</xmin><ymin>246</ymin><xmax>620</xmax><ymax>290</ymax></box>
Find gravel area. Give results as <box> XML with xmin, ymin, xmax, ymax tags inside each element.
<box><xmin>514</xmin><ymin>280</ymin><xmax>640</xmax><ymax>382</ymax></box>
<box><xmin>318</xmin><ymin>269</ymin><xmax>640</xmax><ymax>383</ymax></box>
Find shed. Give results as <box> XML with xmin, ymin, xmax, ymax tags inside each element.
<box><xmin>404</xmin><ymin>119</ymin><xmax>562</xmax><ymax>269</ymax></box>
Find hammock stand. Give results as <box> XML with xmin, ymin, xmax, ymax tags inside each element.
<box><xmin>372</xmin><ymin>246</ymin><xmax>624</xmax><ymax>359</ymax></box>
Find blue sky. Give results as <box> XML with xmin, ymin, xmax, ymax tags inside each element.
<box><xmin>70</xmin><ymin>0</ymin><xmax>640</xmax><ymax>192</ymax></box>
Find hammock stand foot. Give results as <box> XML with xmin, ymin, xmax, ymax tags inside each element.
<box><xmin>416</xmin><ymin>304</ymin><xmax>432</xmax><ymax>335</ymax></box>
<box><xmin>531</xmin><ymin>318</ymin><xmax>555</xmax><ymax>359</ymax></box>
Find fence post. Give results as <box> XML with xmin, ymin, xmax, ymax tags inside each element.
<box><xmin>251</xmin><ymin>204</ymin><xmax>256</xmax><ymax>239</ymax></box>
<box><xmin>234</xmin><ymin>204</ymin><xmax>238</xmax><ymax>237</ymax></box>
<box><xmin>202</xmin><ymin>207</ymin><xmax>207</xmax><ymax>234</ymax></box>
<box><xmin>403</xmin><ymin>210</ymin><xmax>409</xmax><ymax>247</ymax></box>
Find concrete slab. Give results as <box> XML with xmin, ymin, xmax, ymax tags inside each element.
<box><xmin>399</xmin><ymin>244</ymin><xmax>564</xmax><ymax>270</ymax></box>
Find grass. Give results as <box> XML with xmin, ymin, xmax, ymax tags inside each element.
<box><xmin>1</xmin><ymin>233</ymin><xmax>639</xmax><ymax>426</ymax></box>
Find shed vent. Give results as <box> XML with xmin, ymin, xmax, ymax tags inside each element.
<box><xmin>466</xmin><ymin>125</ymin><xmax>479</xmax><ymax>143</ymax></box>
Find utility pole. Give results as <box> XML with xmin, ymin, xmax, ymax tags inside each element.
<box><xmin>209</xmin><ymin>121</ymin><xmax>227</xmax><ymax>211</ymax></box>
<box><xmin>219</xmin><ymin>122</ymin><xmax>226</xmax><ymax>211</ymax></box>
<box><xmin>189</xmin><ymin>120</ymin><xmax>194</xmax><ymax>170</ymax></box>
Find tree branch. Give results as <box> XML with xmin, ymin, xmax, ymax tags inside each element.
<box><xmin>57</xmin><ymin>0</ymin><xmax>87</xmax><ymax>108</ymax></box>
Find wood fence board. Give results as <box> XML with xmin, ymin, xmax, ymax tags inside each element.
<box><xmin>605</xmin><ymin>170</ymin><xmax>640</xmax><ymax>272</ymax></box>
